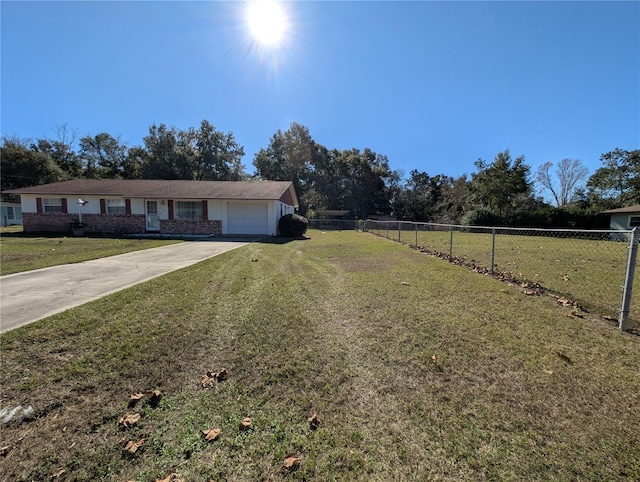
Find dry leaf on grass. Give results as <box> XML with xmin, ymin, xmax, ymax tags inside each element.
<box><xmin>201</xmin><ymin>373</ymin><xmax>216</xmax><ymax>388</ymax></box>
<box><xmin>431</xmin><ymin>354</ymin><xmax>438</xmax><ymax>363</ymax></box>
<box><xmin>239</xmin><ymin>417</ymin><xmax>252</xmax><ymax>431</ymax></box>
<box><xmin>202</xmin><ymin>428</ymin><xmax>221</xmax><ymax>441</ymax></box>
<box><xmin>128</xmin><ymin>392</ymin><xmax>144</xmax><ymax>407</ymax></box>
<box><xmin>544</xmin><ymin>369</ymin><xmax>554</xmax><ymax>375</ymax></box>
<box><xmin>119</xmin><ymin>412</ymin><xmax>141</xmax><ymax>428</ymax></box>
<box><xmin>282</xmin><ymin>456</ymin><xmax>299</xmax><ymax>471</ymax></box>
<box><xmin>51</xmin><ymin>466</ymin><xmax>66</xmax><ymax>478</ymax></box>
<box><xmin>308</xmin><ymin>413</ymin><xmax>320</xmax><ymax>430</ymax></box>
<box><xmin>146</xmin><ymin>389</ymin><xmax>162</xmax><ymax>405</ymax></box>
<box><xmin>156</xmin><ymin>474</ymin><xmax>183</xmax><ymax>482</ymax></box>
<box><xmin>0</xmin><ymin>445</ymin><xmax>11</xmax><ymax>456</ymax></box>
<box><xmin>124</xmin><ymin>438</ymin><xmax>146</xmax><ymax>454</ymax></box>
<box><xmin>201</xmin><ymin>368</ymin><xmax>228</xmax><ymax>387</ymax></box>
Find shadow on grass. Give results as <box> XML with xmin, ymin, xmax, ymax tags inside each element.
<box><xmin>254</xmin><ymin>236</ymin><xmax>310</xmax><ymax>245</ymax></box>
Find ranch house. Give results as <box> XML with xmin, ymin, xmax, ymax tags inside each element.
<box><xmin>600</xmin><ymin>204</ymin><xmax>640</xmax><ymax>231</ymax></box>
<box><xmin>3</xmin><ymin>179</ymin><xmax>298</xmax><ymax>236</ymax></box>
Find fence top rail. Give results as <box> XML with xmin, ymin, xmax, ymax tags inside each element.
<box><xmin>365</xmin><ymin>219</ymin><xmax>631</xmax><ymax>235</ymax></box>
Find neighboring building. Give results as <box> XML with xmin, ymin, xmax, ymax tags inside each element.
<box><xmin>3</xmin><ymin>179</ymin><xmax>298</xmax><ymax>236</ymax></box>
<box><xmin>0</xmin><ymin>201</ymin><xmax>22</xmax><ymax>226</ymax></box>
<box><xmin>600</xmin><ymin>204</ymin><xmax>640</xmax><ymax>230</ymax></box>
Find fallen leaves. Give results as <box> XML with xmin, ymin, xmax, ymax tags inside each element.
<box><xmin>308</xmin><ymin>413</ymin><xmax>320</xmax><ymax>430</ymax></box>
<box><xmin>119</xmin><ymin>412</ymin><xmax>141</xmax><ymax>428</ymax></box>
<box><xmin>202</xmin><ymin>428</ymin><xmax>221</xmax><ymax>442</ymax></box>
<box><xmin>147</xmin><ymin>390</ymin><xmax>163</xmax><ymax>407</ymax></box>
<box><xmin>0</xmin><ymin>445</ymin><xmax>10</xmax><ymax>456</ymax></box>
<box><xmin>156</xmin><ymin>473</ymin><xmax>183</xmax><ymax>482</ymax></box>
<box><xmin>128</xmin><ymin>392</ymin><xmax>144</xmax><ymax>407</ymax></box>
<box><xmin>239</xmin><ymin>417</ymin><xmax>252</xmax><ymax>431</ymax></box>
<box><xmin>123</xmin><ymin>438</ymin><xmax>146</xmax><ymax>454</ymax></box>
<box><xmin>51</xmin><ymin>466</ymin><xmax>66</xmax><ymax>478</ymax></box>
<box><xmin>201</xmin><ymin>368</ymin><xmax>228</xmax><ymax>388</ymax></box>
<box><xmin>282</xmin><ymin>456</ymin><xmax>299</xmax><ymax>471</ymax></box>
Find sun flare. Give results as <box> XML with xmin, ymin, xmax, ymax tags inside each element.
<box><xmin>247</xmin><ymin>0</ymin><xmax>287</xmax><ymax>46</ymax></box>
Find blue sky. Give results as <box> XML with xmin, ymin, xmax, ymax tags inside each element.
<box><xmin>2</xmin><ymin>1</ymin><xmax>638</xmax><ymax>182</ymax></box>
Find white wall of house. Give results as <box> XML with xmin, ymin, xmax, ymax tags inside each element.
<box><xmin>610</xmin><ymin>213</ymin><xmax>640</xmax><ymax>230</ymax></box>
<box><xmin>19</xmin><ymin>195</ymin><xmax>37</xmax><ymax>213</ymax></box>
<box><xmin>1</xmin><ymin>202</ymin><xmax>22</xmax><ymax>225</ymax></box>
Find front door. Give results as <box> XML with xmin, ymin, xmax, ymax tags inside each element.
<box><xmin>146</xmin><ymin>200</ymin><xmax>159</xmax><ymax>231</ymax></box>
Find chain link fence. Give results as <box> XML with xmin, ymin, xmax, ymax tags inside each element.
<box><xmin>365</xmin><ymin>220</ymin><xmax>639</xmax><ymax>332</ymax></box>
<box><xmin>308</xmin><ymin>219</ymin><xmax>360</xmax><ymax>230</ymax></box>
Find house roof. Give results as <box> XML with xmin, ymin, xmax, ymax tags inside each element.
<box><xmin>3</xmin><ymin>179</ymin><xmax>299</xmax><ymax>207</ymax></box>
<box><xmin>600</xmin><ymin>204</ymin><xmax>640</xmax><ymax>215</ymax></box>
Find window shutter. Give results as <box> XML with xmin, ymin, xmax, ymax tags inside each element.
<box><xmin>36</xmin><ymin>197</ymin><xmax>42</xmax><ymax>214</ymax></box>
<box><xmin>125</xmin><ymin>199</ymin><xmax>131</xmax><ymax>215</ymax></box>
<box><xmin>100</xmin><ymin>199</ymin><xmax>106</xmax><ymax>214</ymax></box>
<box><xmin>202</xmin><ymin>200</ymin><xmax>208</xmax><ymax>221</ymax></box>
<box><xmin>168</xmin><ymin>200</ymin><xmax>174</xmax><ymax>220</ymax></box>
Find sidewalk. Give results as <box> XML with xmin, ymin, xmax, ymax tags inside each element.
<box><xmin>0</xmin><ymin>239</ymin><xmax>253</xmax><ymax>333</ymax></box>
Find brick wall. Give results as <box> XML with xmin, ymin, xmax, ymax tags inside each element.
<box><xmin>23</xmin><ymin>213</ymin><xmax>145</xmax><ymax>234</ymax></box>
<box><xmin>83</xmin><ymin>214</ymin><xmax>146</xmax><ymax>234</ymax></box>
<box><xmin>23</xmin><ymin>213</ymin><xmax>72</xmax><ymax>232</ymax></box>
<box><xmin>160</xmin><ymin>219</ymin><xmax>222</xmax><ymax>235</ymax></box>
<box><xmin>23</xmin><ymin>213</ymin><xmax>222</xmax><ymax>235</ymax></box>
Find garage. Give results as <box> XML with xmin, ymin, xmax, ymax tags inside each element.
<box><xmin>227</xmin><ymin>202</ymin><xmax>269</xmax><ymax>235</ymax></box>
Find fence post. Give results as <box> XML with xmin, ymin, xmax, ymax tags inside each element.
<box><xmin>415</xmin><ymin>224</ymin><xmax>418</xmax><ymax>246</ymax></box>
<box><xmin>449</xmin><ymin>226</ymin><xmax>453</xmax><ymax>258</ymax></box>
<box><xmin>619</xmin><ymin>227</ymin><xmax>639</xmax><ymax>331</ymax></box>
<box><xmin>398</xmin><ymin>222</ymin><xmax>401</xmax><ymax>242</ymax></box>
<box><xmin>491</xmin><ymin>227</ymin><xmax>496</xmax><ymax>275</ymax></box>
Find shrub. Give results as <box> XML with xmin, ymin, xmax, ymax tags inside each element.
<box><xmin>278</xmin><ymin>213</ymin><xmax>308</xmax><ymax>237</ymax></box>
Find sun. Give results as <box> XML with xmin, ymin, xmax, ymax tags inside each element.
<box><xmin>247</xmin><ymin>0</ymin><xmax>287</xmax><ymax>46</ymax></box>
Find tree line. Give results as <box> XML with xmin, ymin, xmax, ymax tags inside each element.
<box><xmin>2</xmin><ymin>120</ymin><xmax>638</xmax><ymax>228</ymax></box>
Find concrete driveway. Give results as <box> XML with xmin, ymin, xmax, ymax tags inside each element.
<box><xmin>0</xmin><ymin>238</ymin><xmax>254</xmax><ymax>333</ymax></box>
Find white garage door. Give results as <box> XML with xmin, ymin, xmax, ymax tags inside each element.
<box><xmin>227</xmin><ymin>202</ymin><xmax>269</xmax><ymax>234</ymax></box>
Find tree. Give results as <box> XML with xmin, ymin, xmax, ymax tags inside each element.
<box><xmin>79</xmin><ymin>133</ymin><xmax>128</xmax><ymax>179</ymax></box>
<box><xmin>190</xmin><ymin>120</ymin><xmax>246</xmax><ymax>180</ymax></box>
<box><xmin>1</xmin><ymin>137</ymin><xmax>67</xmax><ymax>194</ymax></box>
<box><xmin>586</xmin><ymin>148</ymin><xmax>640</xmax><ymax>206</ymax></box>
<box><xmin>32</xmin><ymin>124</ymin><xmax>82</xmax><ymax>179</ymax></box>
<box><xmin>535</xmin><ymin>159</ymin><xmax>589</xmax><ymax>207</ymax></box>
<box><xmin>469</xmin><ymin>150</ymin><xmax>533</xmax><ymax>223</ymax></box>
<box><xmin>253</xmin><ymin>122</ymin><xmax>317</xmax><ymax>214</ymax></box>
<box><xmin>142</xmin><ymin>121</ymin><xmax>245</xmax><ymax>180</ymax></box>
<box><xmin>338</xmin><ymin>148</ymin><xmax>396</xmax><ymax>219</ymax></box>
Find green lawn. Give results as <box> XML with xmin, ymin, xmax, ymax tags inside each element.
<box><xmin>0</xmin><ymin>228</ymin><xmax>180</xmax><ymax>275</ymax></box>
<box><xmin>1</xmin><ymin>230</ymin><xmax>639</xmax><ymax>481</ymax></box>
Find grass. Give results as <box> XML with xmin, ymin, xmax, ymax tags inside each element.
<box><xmin>382</xmin><ymin>225</ymin><xmax>639</xmax><ymax>327</ymax></box>
<box><xmin>0</xmin><ymin>228</ymin><xmax>180</xmax><ymax>276</ymax></box>
<box><xmin>1</xmin><ymin>230</ymin><xmax>639</xmax><ymax>481</ymax></box>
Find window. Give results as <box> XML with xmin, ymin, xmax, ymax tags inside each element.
<box><xmin>43</xmin><ymin>198</ymin><xmax>63</xmax><ymax>213</ymax></box>
<box><xmin>629</xmin><ymin>216</ymin><xmax>640</xmax><ymax>228</ymax></box>
<box><xmin>107</xmin><ymin>199</ymin><xmax>126</xmax><ymax>215</ymax></box>
<box><xmin>175</xmin><ymin>201</ymin><xmax>202</xmax><ymax>220</ymax></box>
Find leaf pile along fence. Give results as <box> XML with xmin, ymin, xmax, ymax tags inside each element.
<box><xmin>365</xmin><ymin>220</ymin><xmax>639</xmax><ymax>332</ymax></box>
